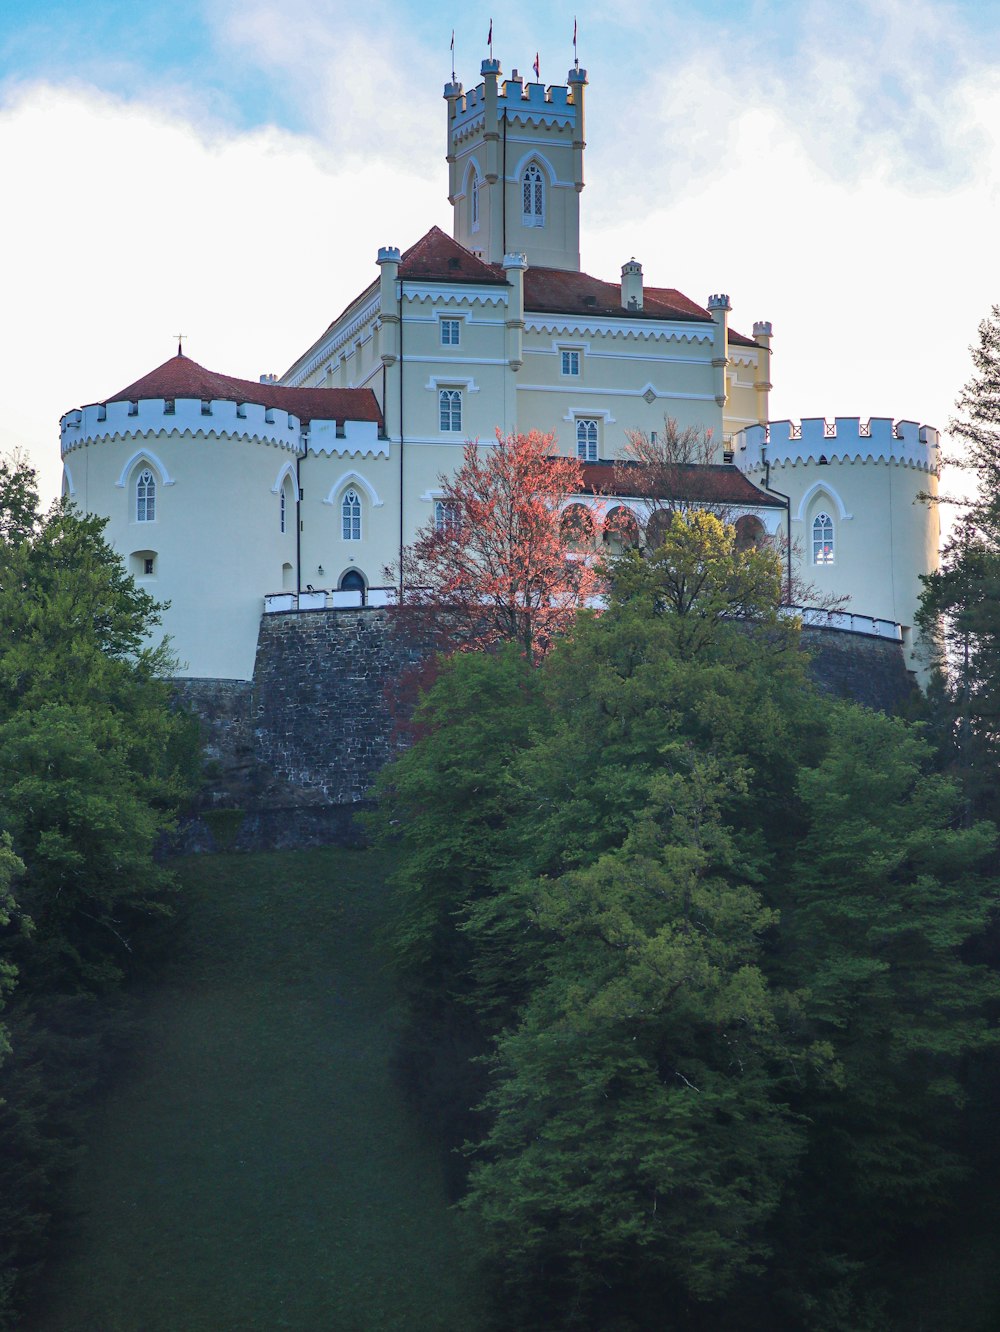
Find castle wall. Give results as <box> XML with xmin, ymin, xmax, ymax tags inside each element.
<box><xmin>168</xmin><ymin>607</ymin><xmax>918</xmax><ymax>854</ymax></box>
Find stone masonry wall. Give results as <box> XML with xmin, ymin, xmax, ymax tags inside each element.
<box><xmin>170</xmin><ymin>609</ymin><xmax>917</xmax><ymax>853</ymax></box>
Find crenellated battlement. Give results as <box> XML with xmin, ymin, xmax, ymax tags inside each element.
<box><xmin>60</xmin><ymin>397</ymin><xmax>384</xmax><ymax>459</ymax></box>
<box><xmin>734</xmin><ymin>417</ymin><xmax>941</xmax><ymax>474</ymax></box>
<box><xmin>448</xmin><ymin>68</ymin><xmax>582</xmax><ymax>139</ymax></box>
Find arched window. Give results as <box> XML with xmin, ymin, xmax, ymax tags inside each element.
<box><xmin>576</xmin><ymin>418</ymin><xmax>598</xmax><ymax>461</ymax></box>
<box><xmin>439</xmin><ymin>388</ymin><xmax>462</xmax><ymax>433</ymax></box>
<box><xmin>342</xmin><ymin>488</ymin><xmax>362</xmax><ymax>541</ymax></box>
<box><xmin>734</xmin><ymin>515</ymin><xmax>766</xmax><ymax>552</ymax></box>
<box><xmin>471</xmin><ymin>174</ymin><xmax>479</xmax><ymax>231</ymax></box>
<box><xmin>813</xmin><ymin>512</ymin><xmax>834</xmax><ymax>564</ymax></box>
<box><xmin>560</xmin><ymin>504</ymin><xmax>594</xmax><ymax>553</ymax></box>
<box><xmin>280</xmin><ymin>485</ymin><xmax>287</xmax><ymax>534</ymax></box>
<box><xmin>435</xmin><ymin>500</ymin><xmax>460</xmax><ymax>532</ymax></box>
<box><xmin>136</xmin><ymin>468</ymin><xmax>156</xmax><ymax>522</ymax></box>
<box><xmin>522</xmin><ymin>163</ymin><xmax>544</xmax><ymax>226</ymax></box>
<box><xmin>603</xmin><ymin>506</ymin><xmax>639</xmax><ymax>554</ymax></box>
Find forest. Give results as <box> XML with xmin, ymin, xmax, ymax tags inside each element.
<box><xmin>0</xmin><ymin>309</ymin><xmax>999</xmax><ymax>1329</ymax></box>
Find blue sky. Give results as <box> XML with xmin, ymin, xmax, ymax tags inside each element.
<box><xmin>3</xmin><ymin>0</ymin><xmax>1000</xmax><ymax>502</ymax></box>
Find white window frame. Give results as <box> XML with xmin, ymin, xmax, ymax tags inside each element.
<box><xmin>522</xmin><ymin>162</ymin><xmax>545</xmax><ymax>227</ymax></box>
<box><xmin>576</xmin><ymin>418</ymin><xmax>599</xmax><ymax>462</ymax></box>
<box><xmin>342</xmin><ymin>488</ymin><xmax>362</xmax><ymax>542</ymax></box>
<box><xmin>435</xmin><ymin>499</ymin><xmax>460</xmax><ymax>532</ymax></box>
<box><xmin>136</xmin><ymin>468</ymin><xmax>156</xmax><ymax>522</ymax></box>
<box><xmin>813</xmin><ymin>512</ymin><xmax>835</xmax><ymax>565</ymax></box>
<box><xmin>560</xmin><ymin>348</ymin><xmax>581</xmax><ymax>377</ymax></box>
<box><xmin>439</xmin><ymin>388</ymin><xmax>463</xmax><ymax>433</ymax></box>
<box><xmin>440</xmin><ymin>318</ymin><xmax>462</xmax><ymax>348</ymax></box>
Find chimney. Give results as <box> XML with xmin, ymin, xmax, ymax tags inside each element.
<box><xmin>621</xmin><ymin>257</ymin><xmax>643</xmax><ymax>311</ymax></box>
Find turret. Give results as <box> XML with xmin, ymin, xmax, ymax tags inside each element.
<box><xmin>503</xmin><ymin>252</ymin><xmax>528</xmax><ymax>369</ymax></box>
<box><xmin>707</xmin><ymin>293</ymin><xmax>731</xmax><ymax>409</ymax></box>
<box><xmin>621</xmin><ymin>258</ymin><xmax>643</xmax><ymax>311</ymax></box>
<box><xmin>753</xmin><ymin>320</ymin><xmax>772</xmax><ymax>426</ymax></box>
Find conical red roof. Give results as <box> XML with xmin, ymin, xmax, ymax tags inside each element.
<box><xmin>104</xmin><ymin>354</ymin><xmax>383</xmax><ymax>426</ymax></box>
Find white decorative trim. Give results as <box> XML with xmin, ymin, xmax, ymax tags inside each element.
<box><xmin>793</xmin><ymin>480</ymin><xmax>853</xmax><ymax>523</ymax></box>
<box><xmin>115</xmin><ymin>448</ymin><xmax>176</xmax><ymax>488</ymax></box>
<box><xmin>521</xmin><ymin>383</ymin><xmax>715</xmax><ymax>404</ymax></box>
<box><xmin>62</xmin><ymin>464</ymin><xmax>75</xmax><ymax>498</ymax></box>
<box><xmin>424</xmin><ymin>375</ymin><xmax>481</xmax><ymax>393</ymax></box>
<box><xmin>525</xmin><ymin>316</ymin><xmax>714</xmax><ymax>344</ymax></box>
<box><xmin>271</xmin><ymin>460</ymin><xmax>300</xmax><ymax>501</ymax></box>
<box><xmin>419</xmin><ymin>487</ymin><xmax>449</xmax><ymax>501</ymax></box>
<box><xmin>284</xmin><ymin>294</ymin><xmax>380</xmax><ymax>386</ymax></box>
<box><xmin>322</xmin><ymin>471</ymin><xmax>384</xmax><ymax>509</ymax></box>
<box><xmin>511</xmin><ymin>148</ymin><xmax>558</xmax><ymax>186</ymax></box>
<box><xmin>403</xmin><ymin>285</ymin><xmax>507</xmax><ymax>307</ymax></box>
<box><xmin>562</xmin><ymin>406</ymin><xmax>616</xmax><ymax>425</ymax></box>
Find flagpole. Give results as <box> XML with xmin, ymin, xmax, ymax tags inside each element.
<box><xmin>450</xmin><ymin>28</ymin><xmax>455</xmax><ymax>83</ymax></box>
<box><xmin>573</xmin><ymin>16</ymin><xmax>579</xmax><ymax>70</ymax></box>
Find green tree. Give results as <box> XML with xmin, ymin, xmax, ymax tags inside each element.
<box><xmin>917</xmin><ymin>305</ymin><xmax>1000</xmax><ymax>817</ymax></box>
<box><xmin>0</xmin><ymin>457</ymin><xmax>199</xmax><ymax>1324</ymax></box>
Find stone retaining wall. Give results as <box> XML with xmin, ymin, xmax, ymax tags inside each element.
<box><xmin>170</xmin><ymin>609</ymin><xmax>917</xmax><ymax>853</ymax></box>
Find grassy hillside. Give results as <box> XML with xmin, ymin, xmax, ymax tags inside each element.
<box><xmin>28</xmin><ymin>847</ymin><xmax>485</xmax><ymax>1332</ymax></box>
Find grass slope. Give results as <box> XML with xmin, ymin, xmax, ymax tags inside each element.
<box><xmin>29</xmin><ymin>848</ymin><xmax>485</xmax><ymax>1332</ymax></box>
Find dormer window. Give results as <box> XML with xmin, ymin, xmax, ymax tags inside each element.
<box><xmin>522</xmin><ymin>163</ymin><xmax>544</xmax><ymax>226</ymax></box>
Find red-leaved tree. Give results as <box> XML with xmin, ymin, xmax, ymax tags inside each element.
<box><xmin>390</xmin><ymin>430</ymin><xmax>603</xmax><ymax>662</ymax></box>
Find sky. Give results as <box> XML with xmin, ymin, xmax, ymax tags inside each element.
<box><xmin>2</xmin><ymin>0</ymin><xmax>1000</xmax><ymax>505</ymax></box>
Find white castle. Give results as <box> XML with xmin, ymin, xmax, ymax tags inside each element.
<box><xmin>58</xmin><ymin>57</ymin><xmax>940</xmax><ymax>682</ymax></box>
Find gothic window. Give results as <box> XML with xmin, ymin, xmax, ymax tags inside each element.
<box><xmin>435</xmin><ymin>499</ymin><xmax>459</xmax><ymax>532</ymax></box>
<box><xmin>439</xmin><ymin>388</ymin><xmax>463</xmax><ymax>432</ymax></box>
<box><xmin>342</xmin><ymin>488</ymin><xmax>362</xmax><ymax>541</ymax></box>
<box><xmin>136</xmin><ymin>468</ymin><xmax>156</xmax><ymax>522</ymax></box>
<box><xmin>522</xmin><ymin>163</ymin><xmax>544</xmax><ymax>226</ymax></box>
<box><xmin>471</xmin><ymin>174</ymin><xmax>479</xmax><ymax>230</ymax></box>
<box><xmin>576</xmin><ymin>418</ymin><xmax>598</xmax><ymax>462</ymax></box>
<box><xmin>280</xmin><ymin>483</ymin><xmax>288</xmax><ymax>533</ymax></box>
<box><xmin>813</xmin><ymin>512</ymin><xmax>834</xmax><ymax>564</ymax></box>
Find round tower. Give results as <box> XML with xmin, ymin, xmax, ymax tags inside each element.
<box><xmin>59</xmin><ymin>353</ymin><xmax>382</xmax><ymax>679</ymax></box>
<box><xmin>734</xmin><ymin>416</ymin><xmax>941</xmax><ymax>675</ymax></box>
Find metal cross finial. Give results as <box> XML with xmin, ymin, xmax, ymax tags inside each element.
<box><xmin>175</xmin><ymin>333</ymin><xmax>187</xmax><ymax>356</ymax></box>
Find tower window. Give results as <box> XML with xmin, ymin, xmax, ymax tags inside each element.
<box><xmin>439</xmin><ymin>388</ymin><xmax>463</xmax><ymax>433</ymax></box>
<box><xmin>471</xmin><ymin>175</ymin><xmax>479</xmax><ymax>231</ymax></box>
<box><xmin>280</xmin><ymin>485</ymin><xmax>287</xmax><ymax>534</ymax></box>
<box><xmin>342</xmin><ymin>489</ymin><xmax>362</xmax><ymax>542</ymax></box>
<box><xmin>144</xmin><ymin>556</ymin><xmax>155</xmax><ymax>576</ymax></box>
<box><xmin>576</xmin><ymin>419</ymin><xmax>599</xmax><ymax>462</ymax></box>
<box><xmin>440</xmin><ymin>319</ymin><xmax>461</xmax><ymax>347</ymax></box>
<box><xmin>522</xmin><ymin>163</ymin><xmax>544</xmax><ymax>226</ymax></box>
<box><xmin>136</xmin><ymin>468</ymin><xmax>156</xmax><ymax>522</ymax></box>
<box><xmin>813</xmin><ymin>512</ymin><xmax>834</xmax><ymax>565</ymax></box>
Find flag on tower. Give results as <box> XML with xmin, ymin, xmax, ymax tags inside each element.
<box><xmin>573</xmin><ymin>16</ymin><xmax>578</xmax><ymax>66</ymax></box>
<box><xmin>533</xmin><ymin>52</ymin><xmax>540</xmax><ymax>79</ymax></box>
<box><xmin>450</xmin><ymin>29</ymin><xmax>455</xmax><ymax>79</ymax></box>
<box><xmin>487</xmin><ymin>18</ymin><xmax>493</xmax><ymax>52</ymax></box>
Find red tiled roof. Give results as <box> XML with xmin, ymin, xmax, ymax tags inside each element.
<box><xmin>105</xmin><ymin>355</ymin><xmax>383</xmax><ymax>426</ymax></box>
<box><xmin>398</xmin><ymin>225</ymin><xmax>507</xmax><ymax>285</ymax></box>
<box><xmin>577</xmin><ymin>460</ymin><xmax>786</xmax><ymax>508</ymax></box>
<box><xmin>523</xmin><ymin>268</ymin><xmax>713</xmax><ymax>326</ymax></box>
<box><xmin>305</xmin><ymin>227</ymin><xmax>757</xmax><ymax>353</ymax></box>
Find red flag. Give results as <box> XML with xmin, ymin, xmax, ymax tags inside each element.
<box><xmin>533</xmin><ymin>52</ymin><xmax>540</xmax><ymax>79</ymax></box>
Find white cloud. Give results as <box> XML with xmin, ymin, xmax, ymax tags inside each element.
<box><xmin>0</xmin><ymin>79</ymin><xmax>447</xmax><ymax>502</ymax></box>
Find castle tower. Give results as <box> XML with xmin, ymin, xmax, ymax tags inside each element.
<box><xmin>445</xmin><ymin>59</ymin><xmax>587</xmax><ymax>272</ymax></box>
